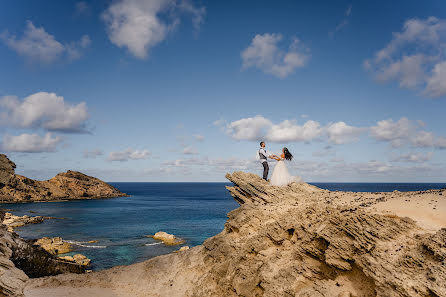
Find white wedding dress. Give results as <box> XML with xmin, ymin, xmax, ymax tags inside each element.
<box><xmin>270</xmin><ymin>159</ymin><xmax>302</xmax><ymax>186</ymax></box>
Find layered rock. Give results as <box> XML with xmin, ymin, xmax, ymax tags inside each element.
<box><xmin>0</xmin><ymin>210</ymin><xmax>85</xmax><ymax>297</ymax></box>
<box><xmin>24</xmin><ymin>172</ymin><xmax>446</xmax><ymax>297</ymax></box>
<box><xmin>2</xmin><ymin>212</ymin><xmax>55</xmax><ymax>232</ymax></box>
<box><xmin>59</xmin><ymin>254</ymin><xmax>91</xmax><ymax>266</ymax></box>
<box><xmin>0</xmin><ymin>154</ymin><xmax>128</xmax><ymax>202</ymax></box>
<box><xmin>34</xmin><ymin>237</ymin><xmax>72</xmax><ymax>255</ymax></box>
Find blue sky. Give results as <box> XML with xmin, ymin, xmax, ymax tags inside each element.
<box><xmin>0</xmin><ymin>0</ymin><xmax>445</xmax><ymax>182</ymax></box>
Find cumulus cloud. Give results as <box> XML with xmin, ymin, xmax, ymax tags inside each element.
<box><xmin>1</xmin><ymin>21</ymin><xmax>90</xmax><ymax>64</ymax></box>
<box><xmin>0</xmin><ymin>92</ymin><xmax>89</xmax><ymax>133</ymax></box>
<box><xmin>1</xmin><ymin>133</ymin><xmax>62</xmax><ymax>153</ymax></box>
<box><xmin>364</xmin><ymin>17</ymin><xmax>446</xmax><ymax>97</ymax></box>
<box><xmin>370</xmin><ymin>117</ymin><xmax>445</xmax><ymax>148</ymax></box>
<box><xmin>225</xmin><ymin>115</ymin><xmax>272</xmax><ymax>141</ymax></box>
<box><xmin>267</xmin><ymin>120</ymin><xmax>323</xmax><ymax>142</ymax></box>
<box><xmin>107</xmin><ymin>148</ymin><xmax>151</xmax><ymax>161</ymax></box>
<box><xmin>241</xmin><ymin>33</ymin><xmax>310</xmax><ymax>78</ymax></box>
<box><xmin>224</xmin><ymin>115</ymin><xmax>360</xmax><ymax>144</ymax></box>
<box><xmin>83</xmin><ymin>149</ymin><xmax>104</xmax><ymax>159</ymax></box>
<box><xmin>391</xmin><ymin>152</ymin><xmax>433</xmax><ymax>163</ymax></box>
<box><xmin>326</xmin><ymin>121</ymin><xmax>364</xmax><ymax>144</ymax></box>
<box><xmin>101</xmin><ymin>0</ymin><xmax>205</xmax><ymax>59</ymax></box>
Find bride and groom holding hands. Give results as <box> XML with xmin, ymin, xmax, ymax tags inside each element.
<box><xmin>259</xmin><ymin>141</ymin><xmax>302</xmax><ymax>186</ymax></box>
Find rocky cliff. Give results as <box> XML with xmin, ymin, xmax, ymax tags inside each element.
<box><xmin>0</xmin><ymin>210</ymin><xmax>85</xmax><ymax>297</ymax></box>
<box><xmin>23</xmin><ymin>172</ymin><xmax>446</xmax><ymax>297</ymax></box>
<box><xmin>0</xmin><ymin>154</ymin><xmax>127</xmax><ymax>202</ymax></box>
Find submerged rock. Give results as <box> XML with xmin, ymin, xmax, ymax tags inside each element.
<box><xmin>0</xmin><ymin>154</ymin><xmax>128</xmax><ymax>203</ymax></box>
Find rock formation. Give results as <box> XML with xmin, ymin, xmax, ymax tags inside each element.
<box><xmin>0</xmin><ymin>154</ymin><xmax>128</xmax><ymax>202</ymax></box>
<box><xmin>23</xmin><ymin>172</ymin><xmax>446</xmax><ymax>297</ymax></box>
<box><xmin>0</xmin><ymin>210</ymin><xmax>85</xmax><ymax>297</ymax></box>
<box><xmin>34</xmin><ymin>237</ymin><xmax>72</xmax><ymax>255</ymax></box>
<box><xmin>2</xmin><ymin>212</ymin><xmax>55</xmax><ymax>232</ymax></box>
<box><xmin>150</xmin><ymin>231</ymin><xmax>185</xmax><ymax>245</ymax></box>
<box><xmin>58</xmin><ymin>254</ymin><xmax>91</xmax><ymax>266</ymax></box>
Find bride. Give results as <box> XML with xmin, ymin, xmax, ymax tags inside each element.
<box><xmin>270</xmin><ymin>147</ymin><xmax>302</xmax><ymax>186</ymax></box>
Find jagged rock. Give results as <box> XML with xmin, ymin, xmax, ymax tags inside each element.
<box><xmin>2</xmin><ymin>212</ymin><xmax>54</xmax><ymax>232</ymax></box>
<box><xmin>150</xmin><ymin>231</ymin><xmax>185</xmax><ymax>245</ymax></box>
<box><xmin>0</xmin><ymin>154</ymin><xmax>128</xmax><ymax>202</ymax></box>
<box><xmin>34</xmin><ymin>237</ymin><xmax>72</xmax><ymax>255</ymax></box>
<box><xmin>25</xmin><ymin>172</ymin><xmax>446</xmax><ymax>297</ymax></box>
<box><xmin>0</xmin><ymin>210</ymin><xmax>85</xmax><ymax>296</ymax></box>
<box><xmin>59</xmin><ymin>254</ymin><xmax>91</xmax><ymax>266</ymax></box>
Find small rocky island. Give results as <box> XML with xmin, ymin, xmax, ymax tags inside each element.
<box><xmin>0</xmin><ymin>154</ymin><xmax>127</xmax><ymax>202</ymax></box>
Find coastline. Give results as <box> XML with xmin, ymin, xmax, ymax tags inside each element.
<box><xmin>19</xmin><ymin>172</ymin><xmax>446</xmax><ymax>297</ymax></box>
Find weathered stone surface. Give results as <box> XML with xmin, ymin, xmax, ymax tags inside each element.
<box><xmin>24</xmin><ymin>172</ymin><xmax>446</xmax><ymax>297</ymax></box>
<box><xmin>150</xmin><ymin>231</ymin><xmax>185</xmax><ymax>245</ymax></box>
<box><xmin>2</xmin><ymin>212</ymin><xmax>54</xmax><ymax>232</ymax></box>
<box><xmin>34</xmin><ymin>237</ymin><xmax>72</xmax><ymax>255</ymax></box>
<box><xmin>0</xmin><ymin>155</ymin><xmax>128</xmax><ymax>202</ymax></box>
<box><xmin>59</xmin><ymin>254</ymin><xmax>91</xmax><ymax>266</ymax></box>
<box><xmin>0</xmin><ymin>210</ymin><xmax>85</xmax><ymax>296</ymax></box>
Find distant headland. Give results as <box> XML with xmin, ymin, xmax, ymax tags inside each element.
<box><xmin>0</xmin><ymin>154</ymin><xmax>128</xmax><ymax>203</ymax></box>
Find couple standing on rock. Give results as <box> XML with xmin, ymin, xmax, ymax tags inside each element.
<box><xmin>259</xmin><ymin>141</ymin><xmax>302</xmax><ymax>186</ymax></box>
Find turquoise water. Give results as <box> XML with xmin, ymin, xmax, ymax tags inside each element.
<box><xmin>2</xmin><ymin>183</ymin><xmax>238</xmax><ymax>270</ymax></box>
<box><xmin>2</xmin><ymin>182</ymin><xmax>445</xmax><ymax>271</ymax></box>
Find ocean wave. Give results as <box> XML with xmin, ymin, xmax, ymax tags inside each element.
<box><xmin>144</xmin><ymin>242</ymin><xmax>162</xmax><ymax>246</ymax></box>
<box><xmin>66</xmin><ymin>240</ymin><xmax>106</xmax><ymax>248</ymax></box>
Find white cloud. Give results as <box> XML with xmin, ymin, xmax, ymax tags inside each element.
<box><xmin>107</xmin><ymin>148</ymin><xmax>151</xmax><ymax>161</ymax></box>
<box><xmin>425</xmin><ymin>61</ymin><xmax>446</xmax><ymax>97</ymax></box>
<box><xmin>183</xmin><ymin>146</ymin><xmax>198</xmax><ymax>155</ymax></box>
<box><xmin>0</xmin><ymin>92</ymin><xmax>89</xmax><ymax>133</ymax></box>
<box><xmin>225</xmin><ymin>115</ymin><xmax>272</xmax><ymax>141</ymax></box>
<box><xmin>370</xmin><ymin>117</ymin><xmax>446</xmax><ymax>149</ymax></box>
<box><xmin>241</xmin><ymin>33</ymin><xmax>310</xmax><ymax>78</ymax></box>
<box><xmin>266</xmin><ymin>120</ymin><xmax>323</xmax><ymax>142</ymax></box>
<box><xmin>83</xmin><ymin>149</ymin><xmax>104</xmax><ymax>159</ymax></box>
<box><xmin>1</xmin><ymin>21</ymin><xmax>90</xmax><ymax>64</ymax></box>
<box><xmin>326</xmin><ymin>121</ymin><xmax>364</xmax><ymax>144</ymax></box>
<box><xmin>391</xmin><ymin>152</ymin><xmax>433</xmax><ymax>163</ymax></box>
<box><xmin>224</xmin><ymin>115</ymin><xmax>359</xmax><ymax>144</ymax></box>
<box><xmin>435</xmin><ymin>137</ymin><xmax>446</xmax><ymax>149</ymax></box>
<box><xmin>101</xmin><ymin>0</ymin><xmax>205</xmax><ymax>59</ymax></box>
<box><xmin>370</xmin><ymin>117</ymin><xmax>412</xmax><ymax>147</ymax></box>
<box><xmin>330</xmin><ymin>4</ymin><xmax>352</xmax><ymax>37</ymax></box>
<box><xmin>193</xmin><ymin>134</ymin><xmax>204</xmax><ymax>141</ymax></box>
<box><xmin>364</xmin><ymin>17</ymin><xmax>446</xmax><ymax>97</ymax></box>
<box><xmin>1</xmin><ymin>133</ymin><xmax>62</xmax><ymax>153</ymax></box>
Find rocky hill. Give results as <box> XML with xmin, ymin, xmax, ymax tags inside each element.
<box><xmin>0</xmin><ymin>154</ymin><xmax>127</xmax><ymax>202</ymax></box>
<box><xmin>22</xmin><ymin>172</ymin><xmax>445</xmax><ymax>297</ymax></box>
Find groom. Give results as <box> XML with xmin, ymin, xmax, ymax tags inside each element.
<box><xmin>259</xmin><ymin>141</ymin><xmax>275</xmax><ymax>181</ymax></box>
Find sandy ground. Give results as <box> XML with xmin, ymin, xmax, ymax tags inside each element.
<box><xmin>24</xmin><ymin>287</ymin><xmax>119</xmax><ymax>297</ymax></box>
<box><xmin>372</xmin><ymin>191</ymin><xmax>446</xmax><ymax>231</ymax></box>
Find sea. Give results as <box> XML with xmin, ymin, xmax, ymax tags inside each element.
<box><xmin>2</xmin><ymin>182</ymin><xmax>445</xmax><ymax>271</ymax></box>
